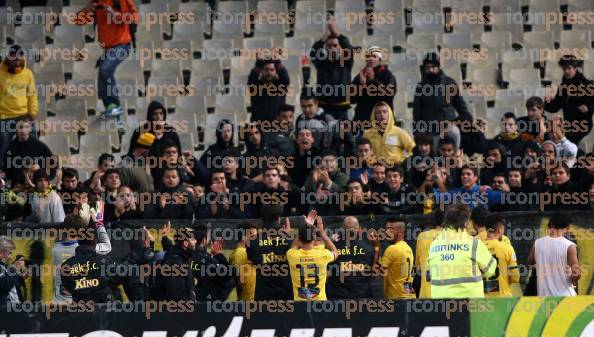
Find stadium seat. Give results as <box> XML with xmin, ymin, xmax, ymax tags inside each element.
<box><xmin>162</xmin><ymin>40</ymin><xmax>194</xmax><ymax>70</ymax></box>
<box><xmin>584</xmin><ymin>62</ymin><xmax>594</xmax><ymax>79</ymax></box>
<box><xmin>284</xmin><ymin>36</ymin><xmax>314</xmax><ymax>56</ymax></box>
<box><xmin>231</xmin><ymin>56</ymin><xmax>254</xmax><ymax>77</ymax></box>
<box><xmin>178</xmin><ymin>2</ymin><xmax>210</xmax><ymax>34</ymax></box>
<box><xmin>79</xmin><ymin>134</ymin><xmax>115</xmax><ymax>155</ymax></box>
<box><xmin>489</xmin><ymin>0</ymin><xmax>521</xmax><ymax>13</ymax></box>
<box><xmin>488</xmin><ymin>13</ymin><xmax>523</xmax><ymax>45</ymax></box>
<box><xmin>136</xmin><ymin>23</ymin><xmax>165</xmax><ymax>49</ymax></box>
<box><xmin>543</xmin><ymin>60</ymin><xmax>563</xmax><ymax>84</ymax></box>
<box><xmin>445</xmin><ymin>0</ymin><xmax>483</xmax><ymax>12</ymax></box>
<box><xmin>150</xmin><ymin>59</ymin><xmax>183</xmax><ymax>80</ymax></box>
<box><xmin>146</xmin><ymin>77</ymin><xmax>182</xmax><ymax>104</ymax></box>
<box><xmin>471</xmin><ymin>68</ymin><xmax>498</xmax><ymax>88</ymax></box>
<box><xmin>213</xmin><ymin>19</ymin><xmax>244</xmax><ymax>48</ymax></box>
<box><xmin>178</xmin><ymin>132</ymin><xmax>197</xmax><ymax>152</ymax></box>
<box><xmin>151</xmin><ymin>0</ymin><xmax>181</xmax><ymax>13</ymax></box>
<box><xmin>172</xmin><ymin>21</ymin><xmax>204</xmax><ymax>46</ymax></box>
<box><xmin>463</xmin><ymin>94</ymin><xmax>488</xmax><ymax>119</ymax></box>
<box><xmin>406</xmin><ymin>33</ymin><xmax>438</xmax><ymax>51</ymax></box>
<box><xmin>389</xmin><ymin>53</ymin><xmax>422</xmax><ymax>70</ymax></box>
<box><xmin>412</xmin><ymin>0</ymin><xmax>443</xmax><ymax>13</ymax></box>
<box><xmin>139</xmin><ymin>3</ymin><xmax>171</xmax><ymax>36</ymax></box>
<box><xmin>559</xmin><ymin>30</ymin><xmax>592</xmax><ymax>49</ymax></box>
<box><xmin>216</xmin><ymin>94</ymin><xmax>247</xmax><ymax>117</ymax></box>
<box><xmin>501</xmin><ymin>50</ymin><xmax>534</xmax><ymax>83</ymax></box>
<box><xmin>39</xmin><ymin>134</ymin><xmax>72</xmax><ymax>157</ymax></box>
<box><xmin>480</xmin><ymin>31</ymin><xmax>512</xmax><ymax>53</ymax></box>
<box><xmin>15</xmin><ymin>25</ymin><xmax>46</xmax><ymax>47</ymax></box>
<box><xmin>568</xmin><ymin>0</ymin><xmax>594</xmax><ymax>11</ymax></box>
<box><xmin>494</xmin><ymin>89</ymin><xmax>525</xmax><ymax>109</ymax></box>
<box><xmin>201</xmin><ymin>39</ymin><xmax>234</xmax><ymax>68</ymax></box>
<box><xmin>528</xmin><ymin>0</ymin><xmax>559</xmax><ymax>13</ymax></box>
<box><xmin>526</xmin><ymin>12</ymin><xmax>563</xmax><ymax>42</ymax></box>
<box><xmin>294</xmin><ymin>1</ymin><xmax>326</xmax><ymax>38</ymax></box>
<box><xmin>334</xmin><ymin>0</ymin><xmax>367</xmax><ymax>36</ymax></box>
<box><xmin>176</xmin><ymin>95</ymin><xmax>207</xmax><ymax>119</ymax></box>
<box><xmin>412</xmin><ymin>12</ymin><xmax>444</xmax><ymax>35</ymax></box>
<box><xmin>243</xmin><ymin>37</ymin><xmax>274</xmax><ymax>51</ymax></box>
<box><xmin>191</xmin><ymin>60</ymin><xmax>223</xmax><ymax>81</ymax></box>
<box><xmin>189</xmin><ymin>76</ymin><xmax>221</xmax><ymax>108</ymax></box>
<box><xmin>33</xmin><ymin>62</ymin><xmax>65</xmax><ymax>86</ymax></box>
<box><xmin>522</xmin><ymin>31</ymin><xmax>554</xmax><ymax>58</ymax></box>
<box><xmin>374</xmin><ymin>0</ymin><xmax>405</xmax><ymax>13</ymax></box>
<box><xmin>508</xmin><ymin>68</ymin><xmax>541</xmax><ymax>92</ymax></box>
<box><xmin>256</xmin><ymin>1</ymin><xmax>289</xmax><ymax>37</ymax></box>
<box><xmin>393</xmin><ymin>72</ymin><xmax>421</xmax><ymax>101</ymax></box>
<box><xmin>441</xmin><ymin>32</ymin><xmax>473</xmax><ymax>49</ymax></box>
<box><xmin>372</xmin><ymin>13</ymin><xmax>406</xmax><ymax>46</ymax></box>
<box><xmin>81</xmin><ymin>42</ymin><xmax>103</xmax><ymax>62</ymax></box>
<box><xmin>441</xmin><ymin>58</ymin><xmax>463</xmax><ymax>85</ymax></box>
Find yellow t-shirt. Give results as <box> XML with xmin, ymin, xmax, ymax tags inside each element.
<box><xmin>416</xmin><ymin>228</ymin><xmax>440</xmax><ymax>299</ymax></box>
<box><xmin>483</xmin><ymin>238</ymin><xmax>519</xmax><ymax>297</ymax></box>
<box><xmin>286</xmin><ymin>247</ymin><xmax>335</xmax><ymax>301</ymax></box>
<box><xmin>229</xmin><ymin>247</ymin><xmax>256</xmax><ymax>301</ymax></box>
<box><xmin>380</xmin><ymin>241</ymin><xmax>416</xmax><ymax>299</ymax></box>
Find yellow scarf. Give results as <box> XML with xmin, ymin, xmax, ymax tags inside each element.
<box><xmin>500</xmin><ymin>131</ymin><xmax>519</xmax><ymax>141</ymax></box>
<box><xmin>35</xmin><ymin>187</ymin><xmax>53</xmax><ymax>198</ymax></box>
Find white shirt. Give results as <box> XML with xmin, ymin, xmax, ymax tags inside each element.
<box><xmin>535</xmin><ymin>236</ymin><xmax>577</xmax><ymax>296</ymax></box>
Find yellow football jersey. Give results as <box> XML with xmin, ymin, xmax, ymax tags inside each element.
<box><xmin>229</xmin><ymin>247</ymin><xmax>256</xmax><ymax>301</ymax></box>
<box><xmin>380</xmin><ymin>241</ymin><xmax>416</xmax><ymax>299</ymax></box>
<box><xmin>483</xmin><ymin>238</ymin><xmax>519</xmax><ymax>297</ymax></box>
<box><xmin>416</xmin><ymin>228</ymin><xmax>440</xmax><ymax>299</ymax></box>
<box><xmin>476</xmin><ymin>228</ymin><xmax>512</xmax><ymax>246</ymax></box>
<box><xmin>286</xmin><ymin>247</ymin><xmax>335</xmax><ymax>301</ymax></box>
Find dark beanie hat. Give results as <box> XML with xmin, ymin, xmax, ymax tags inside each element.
<box><xmin>423</xmin><ymin>52</ymin><xmax>440</xmax><ymax>67</ymax></box>
<box><xmin>558</xmin><ymin>54</ymin><xmax>581</xmax><ymax>68</ymax></box>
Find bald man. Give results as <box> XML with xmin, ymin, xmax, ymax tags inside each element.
<box><xmin>326</xmin><ymin>216</ymin><xmax>377</xmax><ymax>299</ymax></box>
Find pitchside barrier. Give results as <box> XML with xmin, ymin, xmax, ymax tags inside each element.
<box><xmin>2</xmin><ymin>297</ymin><xmax>594</xmax><ymax>337</ymax></box>
<box><xmin>1</xmin><ymin>211</ymin><xmax>594</xmax><ymax>303</ymax></box>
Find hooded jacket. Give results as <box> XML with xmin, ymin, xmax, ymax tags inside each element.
<box><xmin>351</xmin><ymin>64</ymin><xmax>397</xmax><ymax>122</ymax></box>
<box><xmin>0</xmin><ymin>60</ymin><xmax>38</xmax><ymax>120</ymax></box>
<box><xmin>128</xmin><ymin>101</ymin><xmax>181</xmax><ymax>156</ymax></box>
<box><xmin>363</xmin><ymin>103</ymin><xmax>415</xmax><ymax>165</ymax></box>
<box><xmin>310</xmin><ymin>35</ymin><xmax>354</xmax><ymax>107</ymax></box>
<box><xmin>412</xmin><ymin>70</ymin><xmax>471</xmax><ymax>130</ymax></box>
<box><xmin>200</xmin><ymin>119</ymin><xmax>243</xmax><ymax>168</ymax></box>
<box><xmin>242</xmin><ymin>127</ymin><xmax>278</xmax><ymax>178</ymax></box>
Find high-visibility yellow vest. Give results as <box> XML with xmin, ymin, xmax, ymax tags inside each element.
<box><xmin>428</xmin><ymin>228</ymin><xmax>496</xmax><ymax>298</ymax></box>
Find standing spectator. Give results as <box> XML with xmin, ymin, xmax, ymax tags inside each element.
<box><xmin>247</xmin><ymin>55</ymin><xmax>290</xmax><ymax>122</ymax></box>
<box><xmin>155</xmin><ymin>227</ymin><xmax>197</xmax><ymax>301</ymax></box>
<box><xmin>363</xmin><ymin>101</ymin><xmax>415</xmax><ymax>165</ymax></box>
<box><xmin>288</xmin><ymin>128</ymin><xmax>318</xmax><ymax>187</ymax></box>
<box><xmin>127</xmin><ymin>101</ymin><xmax>181</xmax><ymax>158</ymax></box>
<box><xmin>518</xmin><ymin>97</ymin><xmax>547</xmax><ymax>143</ymax></box>
<box><xmin>0</xmin><ymin>45</ymin><xmax>38</xmax><ymax>169</ymax></box>
<box><xmin>119</xmin><ymin>133</ymin><xmax>155</xmax><ymax>194</ymax></box>
<box><xmin>545</xmin><ymin>55</ymin><xmax>594</xmax><ymax>145</ymax></box>
<box><xmin>548</xmin><ymin>117</ymin><xmax>578</xmax><ymax>167</ymax></box>
<box><xmin>76</xmin><ymin>0</ymin><xmax>138</xmax><ymax>117</ymax></box>
<box><xmin>379</xmin><ymin>165</ymin><xmax>418</xmax><ymax>215</ymax></box>
<box><xmin>528</xmin><ymin>214</ymin><xmax>580</xmax><ymax>296</ymax></box>
<box><xmin>222</xmin><ymin>156</ymin><xmax>254</xmax><ymax>194</ymax></box>
<box><xmin>413</xmin><ymin>52</ymin><xmax>472</xmax><ymax>150</ymax></box>
<box><xmin>351</xmin><ymin>46</ymin><xmax>397</xmax><ymax>123</ymax></box>
<box><xmin>28</xmin><ymin>171</ymin><xmax>65</xmax><ymax>223</ymax></box>
<box><xmin>85</xmin><ymin>153</ymin><xmax>115</xmax><ymax>192</ymax></box>
<box><xmin>57</xmin><ymin>168</ymin><xmax>83</xmax><ymax>215</ymax></box>
<box><xmin>0</xmin><ymin>236</ymin><xmax>22</xmax><ymax>305</ymax></box>
<box><xmin>152</xmin><ymin>140</ymin><xmax>209</xmax><ymax>190</ymax></box>
<box><xmin>480</xmin><ymin>141</ymin><xmax>507</xmax><ymax>187</ymax></box>
<box><xmin>545</xmin><ymin>163</ymin><xmax>586</xmax><ymax>210</ymax></box>
<box><xmin>3</xmin><ymin>118</ymin><xmax>55</xmax><ymax>185</ymax></box>
<box><xmin>295</xmin><ymin>92</ymin><xmax>338</xmax><ymax>151</ymax></box>
<box><xmin>200</xmin><ymin>119</ymin><xmax>243</xmax><ymax>169</ymax></box>
<box><xmin>434</xmin><ymin>165</ymin><xmax>503</xmax><ymax>210</ymax></box>
<box><xmin>263</xmin><ymin>104</ymin><xmax>295</xmax><ymax>156</ymax></box>
<box><xmin>201</xmin><ymin>169</ymin><xmax>250</xmax><ymax>219</ymax></box>
<box><xmin>494</xmin><ymin>112</ymin><xmax>526</xmax><ymax>159</ymax></box>
<box><xmin>309</xmin><ymin>15</ymin><xmax>354</xmax><ymax>120</ymax></box>
<box><xmin>146</xmin><ymin>168</ymin><xmax>195</xmax><ymax>220</ymax></box>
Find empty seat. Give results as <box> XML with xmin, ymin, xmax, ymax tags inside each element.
<box><xmin>480</xmin><ymin>31</ymin><xmax>512</xmax><ymax>52</ymax></box>
<box><xmin>79</xmin><ymin>134</ymin><xmax>114</xmax><ymax>155</ymax></box>
<box><xmin>394</xmin><ymin>72</ymin><xmax>421</xmax><ymax>100</ymax></box>
<box><xmin>33</xmin><ymin>62</ymin><xmax>65</xmax><ymax>86</ymax></box>
<box><xmin>176</xmin><ymin>95</ymin><xmax>207</xmax><ymax>119</ymax></box>
<box><xmin>243</xmin><ymin>37</ymin><xmax>273</xmax><ymax>51</ymax></box>
<box><xmin>544</xmin><ymin>60</ymin><xmax>563</xmax><ymax>84</ymax></box>
<box><xmin>150</xmin><ymin>59</ymin><xmax>183</xmax><ymax>79</ymax></box>
<box><xmin>39</xmin><ymin>134</ymin><xmax>71</xmax><ymax>156</ymax></box>
<box><xmin>52</xmin><ymin>24</ymin><xmax>84</xmax><ymax>49</ymax></box>
<box><xmin>501</xmin><ymin>50</ymin><xmax>534</xmax><ymax>82</ymax></box>
<box><xmin>179</xmin><ymin>2</ymin><xmax>210</xmax><ymax>34</ymax></box>
<box><xmin>255</xmin><ymin>1</ymin><xmax>288</xmax><ymax>38</ymax></box>
<box><xmin>374</xmin><ymin>0</ymin><xmax>404</xmax><ymax>13</ymax></box>
<box><xmin>412</xmin><ymin>0</ymin><xmax>443</xmax><ymax>13</ymax></box>
<box><xmin>489</xmin><ymin>13</ymin><xmax>523</xmax><ymax>45</ymax></box>
<box><xmin>372</xmin><ymin>13</ymin><xmax>406</xmax><ymax>45</ymax></box>
<box><xmin>412</xmin><ymin>12</ymin><xmax>445</xmax><ymax>35</ymax></box>
<box><xmin>522</xmin><ymin>31</ymin><xmax>554</xmax><ymax>57</ymax></box>
<box><xmin>202</xmin><ymin>39</ymin><xmax>234</xmax><ymax>68</ymax></box>
<box><xmin>189</xmin><ymin>76</ymin><xmax>221</xmax><ymax>107</ymax></box>
<box><xmin>568</xmin><ymin>0</ymin><xmax>594</xmax><ymax>11</ymax></box>
<box><xmin>334</xmin><ymin>0</ymin><xmax>367</xmax><ymax>35</ymax></box>
<box><xmin>528</xmin><ymin>0</ymin><xmax>559</xmax><ymax>13</ymax></box>
<box><xmin>295</xmin><ymin>1</ymin><xmax>326</xmax><ymax>37</ymax></box>
<box><xmin>172</xmin><ymin>21</ymin><xmax>204</xmax><ymax>46</ymax></box>
<box><xmin>494</xmin><ymin>89</ymin><xmax>525</xmax><ymax>109</ymax></box>
<box><xmin>406</xmin><ymin>33</ymin><xmax>438</xmax><ymax>51</ymax></box>
<box><xmin>191</xmin><ymin>60</ymin><xmax>223</xmax><ymax>80</ymax></box>
<box><xmin>526</xmin><ymin>12</ymin><xmax>563</xmax><ymax>41</ymax></box>
<box><xmin>216</xmin><ymin>94</ymin><xmax>247</xmax><ymax>116</ymax></box>
<box><xmin>441</xmin><ymin>58</ymin><xmax>463</xmax><ymax>84</ymax></box>
<box><xmin>390</xmin><ymin>53</ymin><xmax>422</xmax><ymax>70</ymax></box>
<box><xmin>162</xmin><ymin>40</ymin><xmax>194</xmax><ymax>70</ymax></box>
<box><xmin>441</xmin><ymin>32</ymin><xmax>472</xmax><ymax>49</ymax></box>
<box><xmin>445</xmin><ymin>0</ymin><xmax>483</xmax><ymax>12</ymax></box>
<box><xmin>146</xmin><ymin>77</ymin><xmax>182</xmax><ymax>101</ymax></box>
<box><xmin>213</xmin><ymin>19</ymin><xmax>244</xmax><ymax>48</ymax></box>
<box><xmin>489</xmin><ymin>0</ymin><xmax>521</xmax><ymax>13</ymax></box>
<box><xmin>15</xmin><ymin>25</ymin><xmax>46</xmax><ymax>46</ymax></box>
<box><xmin>508</xmin><ymin>68</ymin><xmax>541</xmax><ymax>91</ymax></box>
<box><xmin>559</xmin><ymin>30</ymin><xmax>592</xmax><ymax>49</ymax></box>
<box><xmin>284</xmin><ymin>36</ymin><xmax>314</xmax><ymax>56</ymax></box>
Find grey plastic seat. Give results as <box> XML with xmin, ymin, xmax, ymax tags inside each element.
<box><xmin>406</xmin><ymin>33</ymin><xmax>438</xmax><ymax>51</ymax></box>
<box><xmin>559</xmin><ymin>30</ymin><xmax>592</xmax><ymax>49</ymax></box>
<box><xmin>243</xmin><ymin>37</ymin><xmax>273</xmax><ymax>51</ymax></box>
<box><xmin>53</xmin><ymin>24</ymin><xmax>84</xmax><ymax>49</ymax></box>
<box><xmin>40</xmin><ymin>134</ymin><xmax>71</xmax><ymax>156</ymax></box>
<box><xmin>528</xmin><ymin>0</ymin><xmax>559</xmax><ymax>13</ymax></box>
<box><xmin>489</xmin><ymin>0</ymin><xmax>521</xmax><ymax>13</ymax></box>
<box><xmin>189</xmin><ymin>76</ymin><xmax>221</xmax><ymax>108</ymax></box>
<box><xmin>335</xmin><ymin>0</ymin><xmax>367</xmax><ymax>35</ymax></box>
<box><xmin>284</xmin><ymin>36</ymin><xmax>314</xmax><ymax>56</ymax></box>
<box><xmin>294</xmin><ymin>1</ymin><xmax>326</xmax><ymax>37</ymax></box>
<box><xmin>191</xmin><ymin>59</ymin><xmax>222</xmax><ymax>80</ymax></box>
<box><xmin>480</xmin><ymin>31</ymin><xmax>512</xmax><ymax>53</ymax></box>
<box><xmin>162</xmin><ymin>40</ymin><xmax>194</xmax><ymax>70</ymax></box>
<box><xmin>389</xmin><ymin>53</ymin><xmax>422</xmax><ymax>70</ymax></box>
<box><xmin>202</xmin><ymin>39</ymin><xmax>234</xmax><ymax>68</ymax></box>
<box><xmin>495</xmin><ymin>89</ymin><xmax>525</xmax><ymax>109</ymax></box>
<box><xmin>172</xmin><ymin>21</ymin><xmax>204</xmax><ymax>47</ymax></box>
<box><xmin>441</xmin><ymin>32</ymin><xmax>472</xmax><ymax>49</ymax></box>
<box><xmin>568</xmin><ymin>0</ymin><xmax>594</xmax><ymax>11</ymax></box>
<box><xmin>412</xmin><ymin>0</ymin><xmax>443</xmax><ymax>13</ymax></box>
<box><xmin>213</xmin><ymin>19</ymin><xmax>244</xmax><ymax>48</ymax></box>
<box><xmin>489</xmin><ymin>13</ymin><xmax>523</xmax><ymax>45</ymax></box>
<box><xmin>522</xmin><ymin>31</ymin><xmax>554</xmax><ymax>59</ymax></box>
<box><xmin>150</xmin><ymin>59</ymin><xmax>183</xmax><ymax>80</ymax></box>
<box><xmin>176</xmin><ymin>95</ymin><xmax>207</xmax><ymax>120</ymax></box>
<box><xmin>374</xmin><ymin>0</ymin><xmax>404</xmax><ymax>13</ymax></box>
<box><xmin>445</xmin><ymin>0</ymin><xmax>483</xmax><ymax>12</ymax></box>
<box><xmin>508</xmin><ymin>68</ymin><xmax>541</xmax><ymax>92</ymax></box>
<box><xmin>79</xmin><ymin>134</ymin><xmax>115</xmax><ymax>155</ymax></box>
<box><xmin>33</xmin><ymin>62</ymin><xmax>65</xmax><ymax>86</ymax></box>
<box><xmin>501</xmin><ymin>50</ymin><xmax>534</xmax><ymax>82</ymax></box>
<box><xmin>372</xmin><ymin>13</ymin><xmax>406</xmax><ymax>46</ymax></box>
<box><xmin>15</xmin><ymin>25</ymin><xmax>46</xmax><ymax>47</ymax></box>
<box><xmin>179</xmin><ymin>2</ymin><xmax>210</xmax><ymax>34</ymax></box>
<box><xmin>394</xmin><ymin>71</ymin><xmax>421</xmax><ymax>99</ymax></box>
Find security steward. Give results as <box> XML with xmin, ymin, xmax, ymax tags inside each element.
<box><xmin>428</xmin><ymin>203</ymin><xmax>496</xmax><ymax>298</ymax></box>
<box><xmin>60</xmin><ymin>224</ymin><xmax>121</xmax><ymax>303</ymax></box>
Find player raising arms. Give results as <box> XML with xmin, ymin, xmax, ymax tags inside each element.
<box><xmin>287</xmin><ymin>210</ymin><xmax>339</xmax><ymax>301</ymax></box>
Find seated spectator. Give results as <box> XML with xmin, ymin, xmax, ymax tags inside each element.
<box><xmin>222</xmin><ymin>156</ymin><xmax>254</xmax><ymax>194</ymax></box>
<box><xmin>288</xmin><ymin>128</ymin><xmax>318</xmax><ymax>187</ymax></box>
<box><xmin>152</xmin><ymin>140</ymin><xmax>209</xmax><ymax>189</ymax></box>
<box><xmin>119</xmin><ymin>132</ymin><xmax>155</xmax><ymax>193</ymax></box>
<box><xmin>86</xmin><ymin>153</ymin><xmax>115</xmax><ymax>192</ymax></box>
<box><xmin>436</xmin><ymin>137</ymin><xmax>463</xmax><ymax>187</ymax></box>
<box><xmin>0</xmin><ymin>45</ymin><xmax>38</xmax><ymax>169</ymax></box>
<box><xmin>518</xmin><ymin>97</ymin><xmax>547</xmax><ymax>143</ymax></box>
<box><xmin>200</xmin><ymin>168</ymin><xmax>251</xmax><ymax>219</ymax></box>
<box><xmin>363</xmin><ymin>101</ymin><xmax>415</xmax><ymax>165</ymax></box>
<box><xmin>57</xmin><ymin>167</ymin><xmax>83</xmax><ymax>215</ymax></box>
<box><xmin>304</xmin><ymin>150</ymin><xmax>349</xmax><ymax>193</ymax></box>
<box><xmin>379</xmin><ymin>165</ymin><xmax>418</xmax><ymax>214</ymax></box>
<box><xmin>369</xmin><ymin>163</ymin><xmax>389</xmax><ymax>194</ymax></box>
<box><xmin>128</xmin><ymin>101</ymin><xmax>181</xmax><ymax>158</ymax></box>
<box><xmin>480</xmin><ymin>141</ymin><xmax>507</xmax><ymax>186</ymax></box>
<box><xmin>545</xmin><ymin>162</ymin><xmax>587</xmax><ymax>210</ymax></box>
<box><xmin>309</xmin><ymin>16</ymin><xmax>354</xmax><ymax>120</ymax></box>
<box><xmin>242</xmin><ymin>123</ymin><xmax>278</xmax><ymax>180</ymax></box>
<box><xmin>340</xmin><ymin>179</ymin><xmax>373</xmax><ymax>215</ymax></box>
<box><xmin>351</xmin><ymin>46</ymin><xmax>397</xmax><ymax>123</ymax></box>
<box><xmin>113</xmin><ymin>185</ymin><xmax>142</xmax><ymax>221</ymax></box>
<box><xmin>349</xmin><ymin>138</ymin><xmax>375</xmax><ymax>179</ymax></box>
<box><xmin>248</xmin><ymin>56</ymin><xmax>290</xmax><ymax>122</ymax></box>
<box><xmin>548</xmin><ymin>117</ymin><xmax>578</xmax><ymax>167</ymax></box>
<box><xmin>145</xmin><ymin>167</ymin><xmax>195</xmax><ymax>220</ymax></box>
<box><xmin>545</xmin><ymin>54</ymin><xmax>594</xmax><ymax>145</ymax></box>
<box><xmin>200</xmin><ymin>119</ymin><xmax>243</xmax><ymax>169</ymax></box>
<box><xmin>413</xmin><ymin>52</ymin><xmax>471</xmax><ymax>150</ymax></box>
<box><xmin>27</xmin><ymin>170</ymin><xmax>65</xmax><ymax>223</ymax></box>
<box><xmin>3</xmin><ymin>118</ymin><xmax>55</xmax><ymax>185</ymax></box>
<box><xmin>434</xmin><ymin>165</ymin><xmax>503</xmax><ymax>210</ymax></box>
<box><xmin>407</xmin><ymin>133</ymin><xmax>435</xmax><ymax>188</ymax></box>
<box><xmin>295</xmin><ymin>92</ymin><xmax>338</xmax><ymax>151</ymax></box>
<box><xmin>494</xmin><ymin>112</ymin><xmax>526</xmax><ymax>159</ymax></box>
<box><xmin>263</xmin><ymin>104</ymin><xmax>295</xmax><ymax>157</ymax></box>
<box><xmin>253</xmin><ymin>166</ymin><xmax>296</xmax><ymax>216</ymax></box>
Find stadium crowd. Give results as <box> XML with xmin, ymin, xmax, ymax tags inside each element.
<box><xmin>0</xmin><ymin>0</ymin><xmax>592</xmax><ymax>306</ymax></box>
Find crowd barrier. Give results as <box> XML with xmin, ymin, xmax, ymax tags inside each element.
<box><xmin>2</xmin><ymin>297</ymin><xmax>594</xmax><ymax>337</ymax></box>
<box><xmin>1</xmin><ymin>211</ymin><xmax>594</xmax><ymax>303</ymax></box>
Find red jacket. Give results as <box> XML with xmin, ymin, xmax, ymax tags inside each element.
<box><xmin>76</xmin><ymin>0</ymin><xmax>139</xmax><ymax>49</ymax></box>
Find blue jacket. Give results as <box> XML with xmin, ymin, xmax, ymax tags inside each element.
<box><xmin>433</xmin><ymin>184</ymin><xmax>502</xmax><ymax>209</ymax></box>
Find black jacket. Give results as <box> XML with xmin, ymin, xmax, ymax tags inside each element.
<box><xmin>156</xmin><ymin>245</ymin><xmax>195</xmax><ymax>301</ymax></box>
<box><xmin>326</xmin><ymin>236</ymin><xmax>376</xmax><ymax>299</ymax></box>
<box><xmin>379</xmin><ymin>184</ymin><xmax>419</xmax><ymax>214</ymax></box>
<box><xmin>128</xmin><ymin>101</ymin><xmax>181</xmax><ymax>156</ymax></box>
<box><xmin>310</xmin><ymin>35</ymin><xmax>354</xmax><ymax>106</ymax></box>
<box><xmin>199</xmin><ymin>119</ymin><xmax>243</xmax><ymax>168</ymax></box>
<box><xmin>60</xmin><ymin>245</ymin><xmax>121</xmax><ymax>303</ymax></box>
<box><xmin>242</xmin><ymin>141</ymin><xmax>278</xmax><ymax>178</ymax></box>
<box><xmin>144</xmin><ymin>185</ymin><xmax>195</xmax><ymax>220</ymax></box>
<box><xmin>0</xmin><ymin>261</ymin><xmax>19</xmax><ymax>305</ymax></box>
<box><xmin>351</xmin><ymin>64</ymin><xmax>397</xmax><ymax>122</ymax></box>
<box><xmin>413</xmin><ymin>71</ymin><xmax>471</xmax><ymax>132</ymax></box>
<box><xmin>248</xmin><ymin>59</ymin><xmax>290</xmax><ymax>122</ymax></box>
<box><xmin>191</xmin><ymin>247</ymin><xmax>235</xmax><ymax>301</ymax></box>
<box><xmin>545</xmin><ymin>72</ymin><xmax>594</xmax><ymax>127</ymax></box>
<box><xmin>121</xmin><ymin>244</ymin><xmax>156</xmax><ymax>301</ymax></box>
